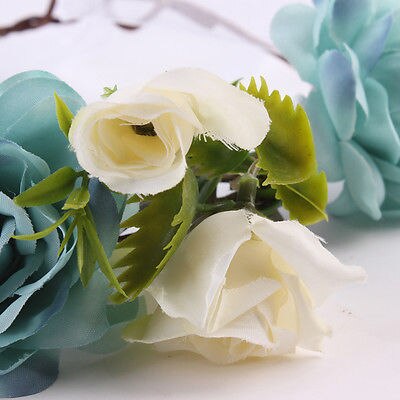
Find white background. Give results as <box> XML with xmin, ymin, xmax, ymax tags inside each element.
<box><xmin>0</xmin><ymin>1</ymin><xmax>399</xmax><ymax>399</ymax></box>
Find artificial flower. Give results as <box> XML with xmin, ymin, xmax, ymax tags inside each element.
<box><xmin>124</xmin><ymin>209</ymin><xmax>365</xmax><ymax>364</ymax></box>
<box><xmin>0</xmin><ymin>71</ymin><xmax>138</xmax><ymax>397</ymax></box>
<box><xmin>69</xmin><ymin>68</ymin><xmax>269</xmax><ymax>195</ymax></box>
<box><xmin>271</xmin><ymin>0</ymin><xmax>400</xmax><ymax>219</ymax></box>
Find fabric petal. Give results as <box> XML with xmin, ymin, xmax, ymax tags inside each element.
<box><xmin>371</xmin><ymin>52</ymin><xmax>400</xmax><ymax>114</ymax></box>
<box><xmin>304</xmin><ymin>90</ymin><xmax>344</xmax><ymax>181</ymax></box>
<box><xmin>4</xmin><ymin>96</ymin><xmax>82</xmax><ymax>171</ymax></box>
<box><xmin>354</xmin><ymin>78</ymin><xmax>400</xmax><ymax>163</ymax></box>
<box><xmin>250</xmin><ymin>214</ymin><xmax>365</xmax><ymax>305</ymax></box>
<box><xmin>353</xmin><ymin>13</ymin><xmax>393</xmax><ymax>72</ymax></box>
<box><xmin>0</xmin><ymin>74</ymin><xmax>84</xmax><ymax>135</ymax></box>
<box><xmin>147</xmin><ymin>210</ymin><xmax>252</xmax><ymax>329</ymax></box>
<box><xmin>270</xmin><ymin>5</ymin><xmax>318</xmax><ymax>84</ymax></box>
<box><xmin>330</xmin><ymin>0</ymin><xmax>373</xmax><ymax>44</ymax></box>
<box><xmin>340</xmin><ymin>141</ymin><xmax>385</xmax><ymax>219</ymax></box>
<box><xmin>328</xmin><ymin>185</ymin><xmax>360</xmax><ymax>216</ymax></box>
<box><xmin>143</xmin><ymin>68</ymin><xmax>270</xmax><ymax>150</ymax></box>
<box><xmin>318</xmin><ymin>50</ymin><xmax>357</xmax><ymax>140</ymax></box>
<box><xmin>374</xmin><ymin>157</ymin><xmax>400</xmax><ymax>183</ymax></box>
<box><xmin>0</xmin><ymin>350</ymin><xmax>59</xmax><ymax>398</ymax></box>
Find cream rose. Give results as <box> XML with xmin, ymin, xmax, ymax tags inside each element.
<box><xmin>69</xmin><ymin>68</ymin><xmax>269</xmax><ymax>195</ymax></box>
<box><xmin>123</xmin><ymin>210</ymin><xmax>365</xmax><ymax>364</ymax></box>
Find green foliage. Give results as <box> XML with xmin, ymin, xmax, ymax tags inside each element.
<box><xmin>13</xmin><ymin>170</ymin><xmax>125</xmax><ymax>294</ymax></box>
<box><xmin>54</xmin><ymin>92</ymin><xmax>75</xmax><ymax>137</ymax></box>
<box><xmin>242</xmin><ymin>77</ymin><xmax>328</xmax><ymax>224</ymax></box>
<box><xmin>112</xmin><ymin>169</ymin><xmax>198</xmax><ymax>301</ymax></box>
<box><xmin>187</xmin><ymin>137</ymin><xmax>249</xmax><ymax>178</ymax></box>
<box><xmin>63</xmin><ymin>187</ymin><xmax>90</xmax><ymax>210</ymax></box>
<box><xmin>101</xmin><ymin>85</ymin><xmax>118</xmax><ymax>98</ymax></box>
<box><xmin>14</xmin><ymin>167</ymin><xmax>80</xmax><ymax>207</ymax></box>
<box><xmin>272</xmin><ymin>172</ymin><xmax>328</xmax><ymax>225</ymax></box>
<box><xmin>12</xmin><ymin>209</ymin><xmax>76</xmax><ymax>241</ymax></box>
<box><xmin>243</xmin><ymin>77</ymin><xmax>316</xmax><ymax>185</ymax></box>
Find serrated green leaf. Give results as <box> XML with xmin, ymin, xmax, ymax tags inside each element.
<box><xmin>187</xmin><ymin>137</ymin><xmax>248</xmax><ymax>178</ymax></box>
<box><xmin>14</xmin><ymin>167</ymin><xmax>79</xmax><ymax>207</ymax></box>
<box><xmin>273</xmin><ymin>172</ymin><xmax>328</xmax><ymax>225</ymax></box>
<box><xmin>54</xmin><ymin>92</ymin><xmax>75</xmax><ymax>137</ymax></box>
<box><xmin>112</xmin><ymin>169</ymin><xmax>198</xmax><ymax>301</ymax></box>
<box><xmin>62</xmin><ymin>187</ymin><xmax>90</xmax><ymax>210</ymax></box>
<box><xmin>243</xmin><ymin>78</ymin><xmax>316</xmax><ymax>185</ymax></box>
<box><xmin>12</xmin><ymin>209</ymin><xmax>75</xmax><ymax>241</ymax></box>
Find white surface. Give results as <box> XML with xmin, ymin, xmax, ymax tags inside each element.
<box><xmin>1</xmin><ymin>1</ymin><xmax>399</xmax><ymax>399</ymax></box>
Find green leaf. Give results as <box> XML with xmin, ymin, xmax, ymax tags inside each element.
<box><xmin>58</xmin><ymin>217</ymin><xmax>78</xmax><ymax>256</ymax></box>
<box><xmin>112</xmin><ymin>169</ymin><xmax>198</xmax><ymax>301</ymax></box>
<box><xmin>242</xmin><ymin>78</ymin><xmax>317</xmax><ymax>185</ymax></box>
<box><xmin>62</xmin><ymin>187</ymin><xmax>90</xmax><ymax>210</ymax></box>
<box><xmin>12</xmin><ymin>209</ymin><xmax>75</xmax><ymax>241</ymax></box>
<box><xmin>54</xmin><ymin>92</ymin><xmax>75</xmax><ymax>137</ymax></box>
<box><xmin>187</xmin><ymin>137</ymin><xmax>248</xmax><ymax>178</ymax></box>
<box><xmin>83</xmin><ymin>208</ymin><xmax>126</xmax><ymax>297</ymax></box>
<box><xmin>273</xmin><ymin>172</ymin><xmax>328</xmax><ymax>225</ymax></box>
<box><xmin>101</xmin><ymin>85</ymin><xmax>118</xmax><ymax>98</ymax></box>
<box><xmin>14</xmin><ymin>167</ymin><xmax>79</xmax><ymax>207</ymax></box>
<box><xmin>76</xmin><ymin>219</ymin><xmax>96</xmax><ymax>287</ymax></box>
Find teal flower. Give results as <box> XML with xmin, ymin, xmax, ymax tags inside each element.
<box><xmin>0</xmin><ymin>72</ymin><xmax>138</xmax><ymax>397</ymax></box>
<box><xmin>271</xmin><ymin>0</ymin><xmax>400</xmax><ymax>219</ymax></box>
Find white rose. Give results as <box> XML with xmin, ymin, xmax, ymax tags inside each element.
<box><xmin>69</xmin><ymin>68</ymin><xmax>269</xmax><ymax>195</ymax></box>
<box><xmin>124</xmin><ymin>210</ymin><xmax>365</xmax><ymax>364</ymax></box>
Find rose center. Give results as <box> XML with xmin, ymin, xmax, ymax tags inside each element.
<box><xmin>131</xmin><ymin>123</ymin><xmax>157</xmax><ymax>137</ymax></box>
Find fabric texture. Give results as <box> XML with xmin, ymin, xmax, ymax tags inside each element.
<box><xmin>271</xmin><ymin>0</ymin><xmax>400</xmax><ymax>219</ymax></box>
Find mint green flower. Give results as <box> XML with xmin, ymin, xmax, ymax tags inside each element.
<box><xmin>0</xmin><ymin>71</ymin><xmax>138</xmax><ymax>397</ymax></box>
<box><xmin>272</xmin><ymin>0</ymin><xmax>400</xmax><ymax>219</ymax></box>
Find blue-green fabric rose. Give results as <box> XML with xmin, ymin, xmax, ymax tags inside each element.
<box><xmin>0</xmin><ymin>72</ymin><xmax>138</xmax><ymax>397</ymax></box>
<box><xmin>271</xmin><ymin>0</ymin><xmax>400</xmax><ymax>219</ymax></box>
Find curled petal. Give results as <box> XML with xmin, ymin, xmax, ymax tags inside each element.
<box><xmin>143</xmin><ymin>68</ymin><xmax>270</xmax><ymax>150</ymax></box>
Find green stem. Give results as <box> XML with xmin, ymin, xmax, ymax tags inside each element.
<box><xmin>236</xmin><ymin>174</ymin><xmax>258</xmax><ymax>207</ymax></box>
<box><xmin>196</xmin><ymin>200</ymin><xmax>237</xmax><ymax>214</ymax></box>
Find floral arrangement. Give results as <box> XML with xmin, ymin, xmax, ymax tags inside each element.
<box><xmin>0</xmin><ymin>67</ymin><xmax>365</xmax><ymax>397</ymax></box>
<box><xmin>271</xmin><ymin>0</ymin><xmax>400</xmax><ymax>220</ymax></box>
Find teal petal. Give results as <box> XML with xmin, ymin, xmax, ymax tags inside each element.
<box><xmin>330</xmin><ymin>0</ymin><xmax>373</xmax><ymax>44</ymax></box>
<box><xmin>343</xmin><ymin>45</ymin><xmax>368</xmax><ymax>115</ymax></box>
<box><xmin>0</xmin><ymin>350</ymin><xmax>59</xmax><ymax>398</ymax></box>
<box><xmin>318</xmin><ymin>50</ymin><xmax>356</xmax><ymax>139</ymax></box>
<box><xmin>0</xmin><ymin>270</ymin><xmax>72</xmax><ymax>347</ymax></box>
<box><xmin>0</xmin><ymin>139</ymin><xmax>50</xmax><ymax>193</ymax></box>
<box><xmin>4</xmin><ymin>96</ymin><xmax>82</xmax><ymax>172</ymax></box>
<box><xmin>328</xmin><ymin>185</ymin><xmax>359</xmax><ymax>216</ymax></box>
<box><xmin>354</xmin><ymin>78</ymin><xmax>400</xmax><ymax>163</ymax></box>
<box><xmin>88</xmin><ymin>179</ymin><xmax>121</xmax><ymax>256</ymax></box>
<box><xmin>17</xmin><ymin>271</ymin><xmax>112</xmax><ymax>349</ymax></box>
<box><xmin>0</xmin><ymin>192</ymin><xmax>36</xmax><ymax>255</ymax></box>
<box><xmin>340</xmin><ymin>141</ymin><xmax>385</xmax><ymax>219</ymax></box>
<box><xmin>0</xmin><ymin>71</ymin><xmax>58</xmax><ymax>97</ymax></box>
<box><xmin>304</xmin><ymin>90</ymin><xmax>344</xmax><ymax>181</ymax></box>
<box><xmin>270</xmin><ymin>5</ymin><xmax>318</xmax><ymax>84</ymax></box>
<box><xmin>353</xmin><ymin>13</ymin><xmax>393</xmax><ymax>72</ymax></box>
<box><xmin>0</xmin><ymin>73</ymin><xmax>84</xmax><ymax>172</ymax></box>
<box><xmin>371</xmin><ymin>52</ymin><xmax>400</xmax><ymax>114</ymax></box>
<box><xmin>0</xmin><ymin>251</ymin><xmax>44</xmax><ymax>304</ymax></box>
<box><xmin>374</xmin><ymin>157</ymin><xmax>400</xmax><ymax>183</ymax></box>
<box><xmin>384</xmin><ymin>10</ymin><xmax>400</xmax><ymax>52</ymax></box>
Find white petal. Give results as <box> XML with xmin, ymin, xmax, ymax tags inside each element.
<box><xmin>250</xmin><ymin>216</ymin><xmax>366</xmax><ymax>305</ymax></box>
<box><xmin>147</xmin><ymin>210</ymin><xmax>252</xmax><ymax>329</ymax></box>
<box><xmin>144</xmin><ymin>68</ymin><xmax>270</xmax><ymax>150</ymax></box>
